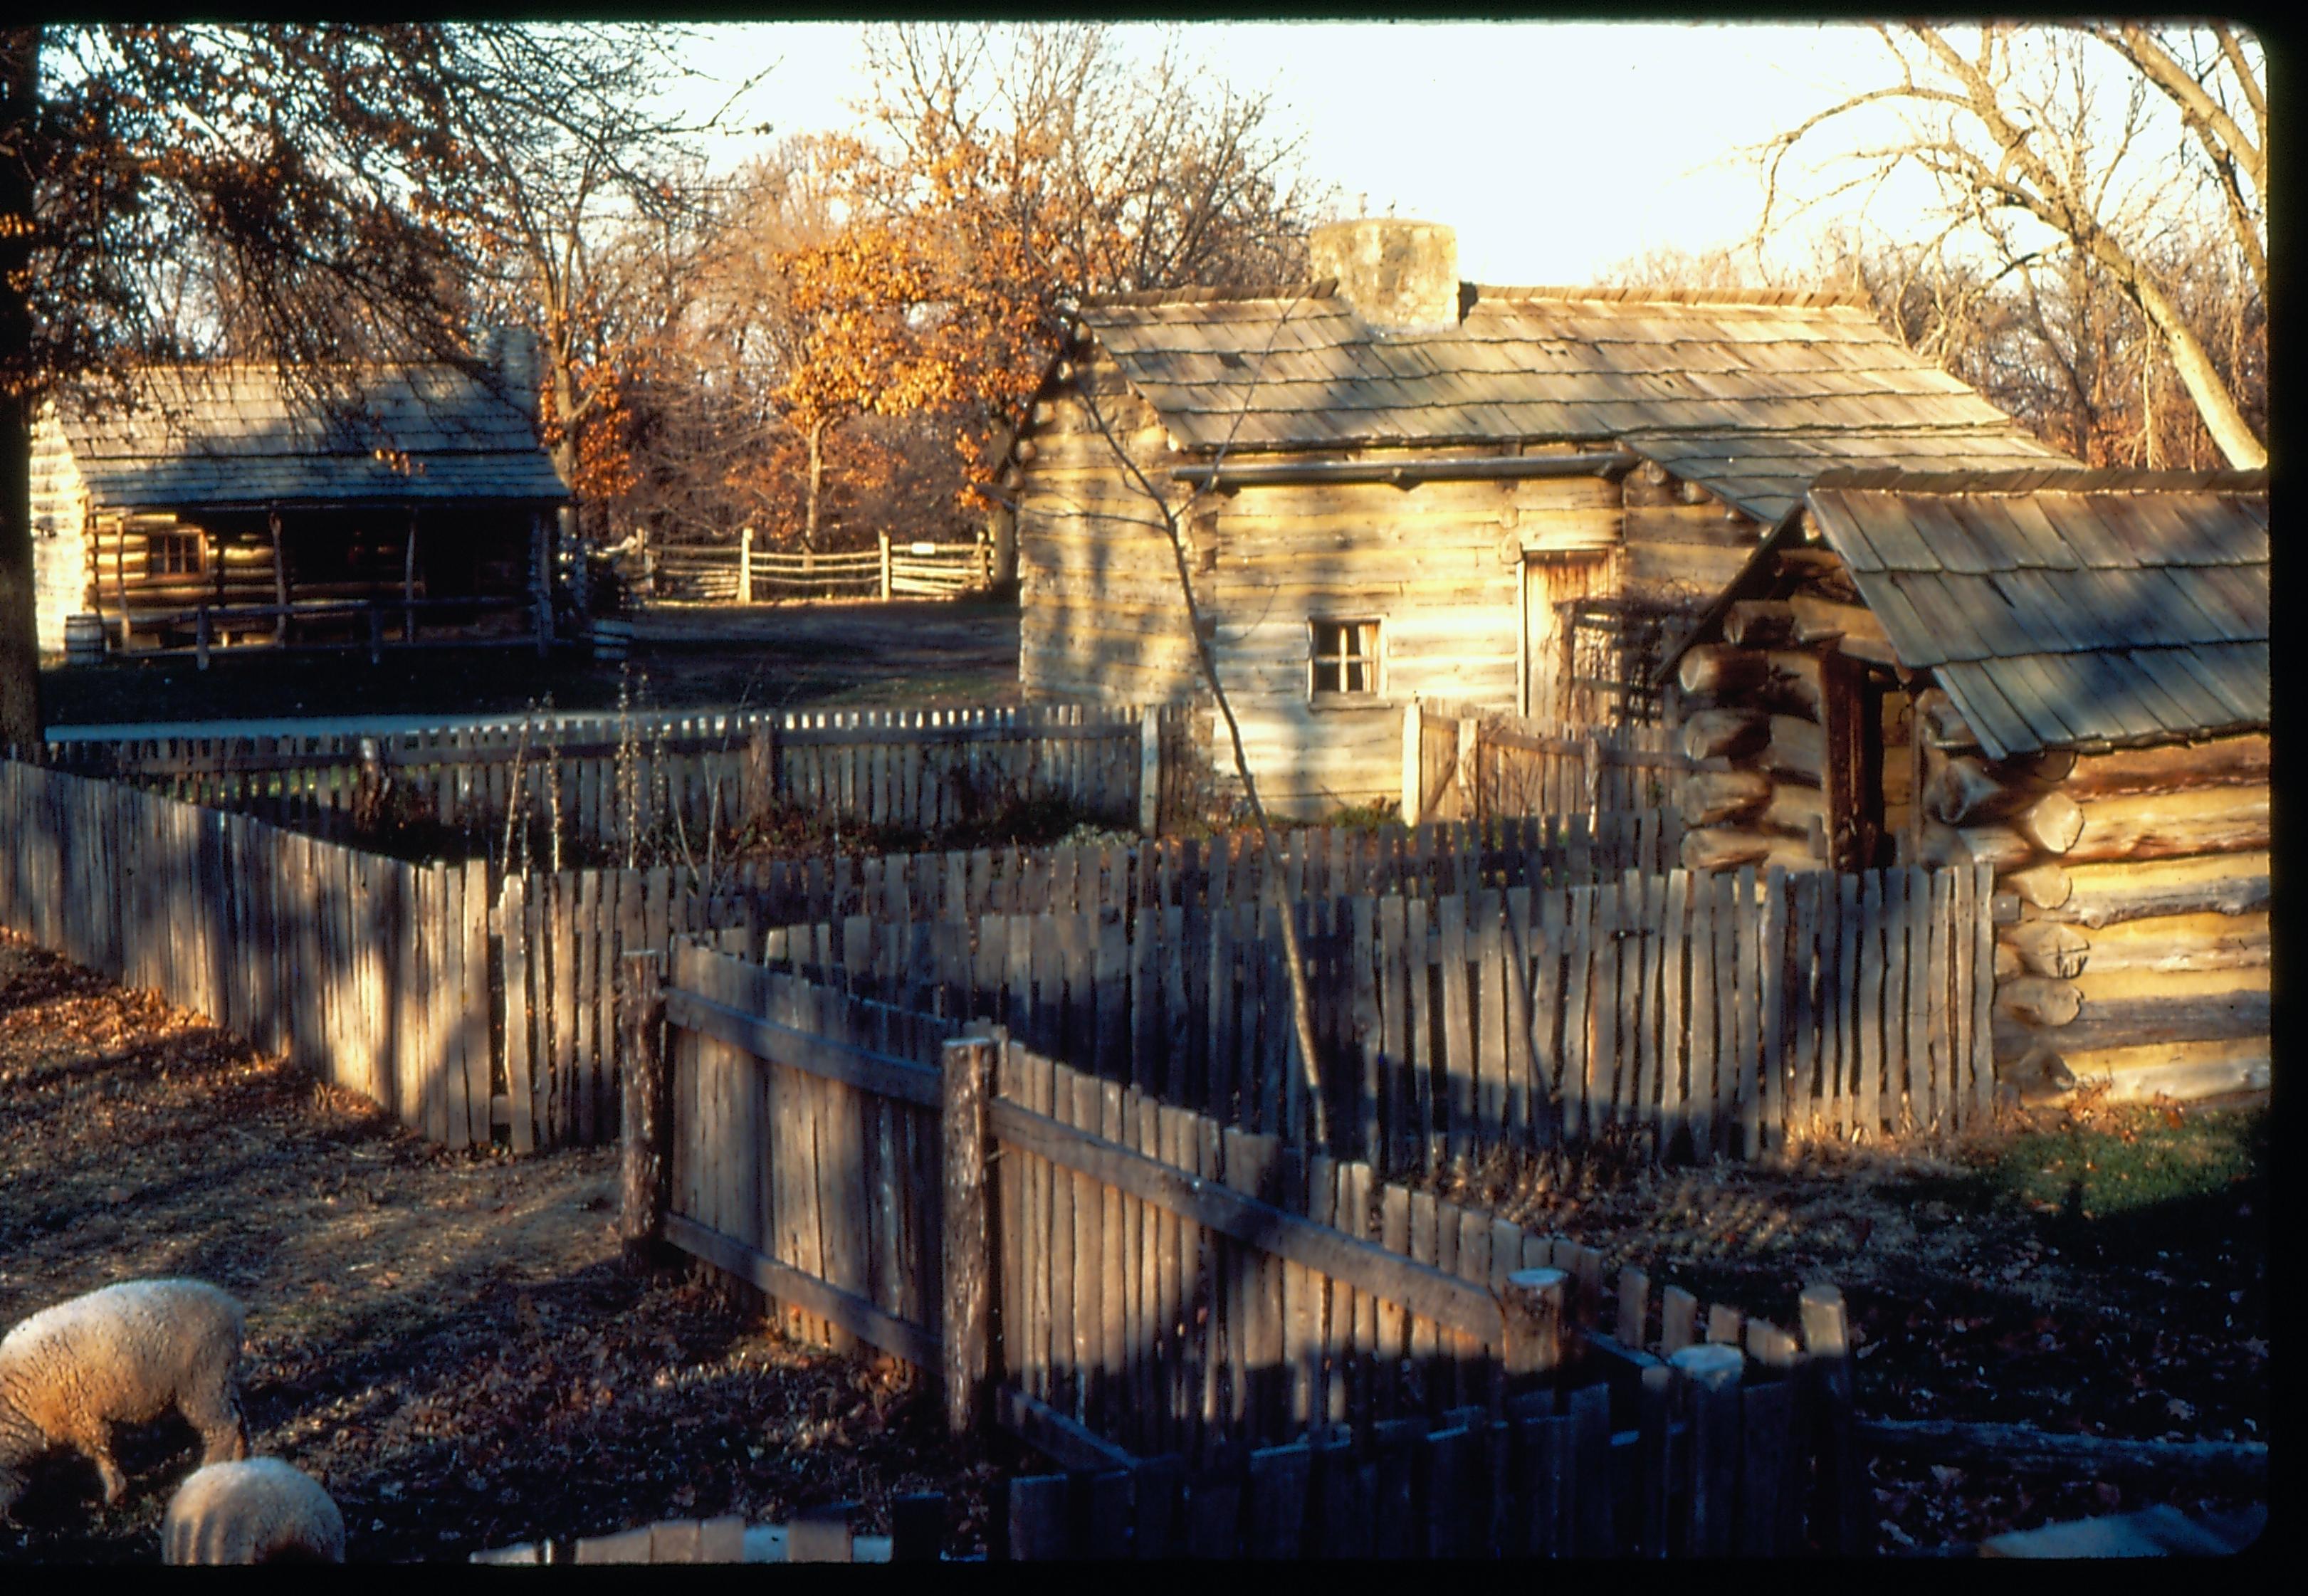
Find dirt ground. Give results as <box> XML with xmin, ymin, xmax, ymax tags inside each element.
<box><xmin>1</xmin><ymin>920</ymin><xmax>2267</xmax><ymax>1560</ymax></box>
<box><xmin>0</xmin><ymin>930</ymin><xmax>1011</xmax><ymax>1565</ymax></box>
<box><xmin>1433</xmin><ymin>1100</ymin><xmax>2270</xmax><ymax>1550</ymax></box>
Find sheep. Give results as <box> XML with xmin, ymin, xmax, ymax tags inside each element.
<box><xmin>0</xmin><ymin>1279</ymin><xmax>249</xmax><ymax>1518</ymax></box>
<box><xmin>162</xmin><ymin>1458</ymin><xmax>346</xmax><ymax>1564</ymax></box>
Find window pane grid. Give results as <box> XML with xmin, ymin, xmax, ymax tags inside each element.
<box><xmin>1311</xmin><ymin>619</ymin><xmax>1378</xmax><ymax>696</ymax></box>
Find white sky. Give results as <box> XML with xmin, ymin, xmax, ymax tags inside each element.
<box><xmin>660</xmin><ymin>19</ymin><xmax>1968</xmax><ymax>283</ymax></box>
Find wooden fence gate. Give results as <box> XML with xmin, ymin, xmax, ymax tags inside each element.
<box><xmin>639</xmin><ymin>938</ymin><xmax>1873</xmax><ymax>1558</ymax></box>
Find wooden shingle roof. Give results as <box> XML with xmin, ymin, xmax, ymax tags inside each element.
<box><xmin>1074</xmin><ymin>287</ymin><xmax>2073</xmax><ymax>519</ymax></box>
<box><xmin>56</xmin><ymin>362</ymin><xmax>570</xmax><ymax>510</ymax></box>
<box><xmin>1803</xmin><ymin>468</ymin><xmax>2269</xmax><ymax>757</ymax></box>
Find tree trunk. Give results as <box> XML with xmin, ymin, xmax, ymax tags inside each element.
<box><xmin>1679</xmin><ymin>826</ymin><xmax>1818</xmax><ymax>876</ymax></box>
<box><xmin>2099</xmin><ymin>234</ymin><xmax>2267</xmax><ymax>468</ymax></box>
<box><xmin>2000</xmin><ymin>861</ymin><xmax>2073</xmax><ymax>910</ymax></box>
<box><xmin>1723</xmin><ymin>599</ymin><xmax>1798</xmax><ymax>648</ymax></box>
<box><xmin>0</xmin><ymin>29</ymin><xmax>43</xmax><ymax>751</ymax></box>
<box><xmin>1995</xmin><ymin>976</ymin><xmax>2084</xmax><ymax>1029</ymax></box>
<box><xmin>2000</xmin><ymin>920</ymin><xmax>2092</xmax><ymax>980</ymax></box>
<box><xmin>804</xmin><ymin>416</ymin><xmax>827</xmax><ymax>553</ymax></box>
<box><xmin>1679</xmin><ymin>769</ymin><xmax>1773</xmax><ymax>826</ymax></box>
<box><xmin>1680</xmin><ymin>707</ymin><xmax>1770</xmax><ymax>762</ymax></box>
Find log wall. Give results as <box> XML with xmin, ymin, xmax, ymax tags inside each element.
<box><xmin>1993</xmin><ymin>734</ymin><xmax>2270</xmax><ymax>1104</ymax></box>
<box><xmin>1015</xmin><ymin>362</ymin><xmax>1202</xmax><ymax>707</ymax></box>
<box><xmin>1017</xmin><ymin>369</ymin><xmax>1816</xmax><ymax>821</ymax></box>
<box><xmin>1619</xmin><ymin>464</ymin><xmax>1766</xmax><ymax>614</ymax></box>
<box><xmin>1672</xmin><ymin>529</ymin><xmax>2268</xmax><ymax>1106</ymax></box>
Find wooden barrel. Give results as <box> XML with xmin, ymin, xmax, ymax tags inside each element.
<box><xmin>590</xmin><ymin>619</ymin><xmax>634</xmax><ymax>663</ymax></box>
<box><xmin>64</xmin><ymin>614</ymin><xmax>105</xmax><ymax>666</ymax></box>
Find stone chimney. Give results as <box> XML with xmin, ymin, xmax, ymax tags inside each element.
<box><xmin>482</xmin><ymin>324</ymin><xmax>542</xmax><ymax>428</ymax></box>
<box><xmin>1309</xmin><ymin>218</ymin><xmax>1462</xmax><ymax>334</ymax></box>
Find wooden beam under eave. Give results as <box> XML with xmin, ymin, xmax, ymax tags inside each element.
<box><xmin>1168</xmin><ymin>449</ymin><xmax>1640</xmax><ymax>490</ymax></box>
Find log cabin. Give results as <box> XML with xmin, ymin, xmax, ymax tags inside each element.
<box><xmin>30</xmin><ymin>330</ymin><xmax>569</xmax><ymax>656</ymax></box>
<box><xmin>1662</xmin><ymin>466</ymin><xmax>2269</xmax><ymax>1106</ymax></box>
<box><xmin>1002</xmin><ymin>216</ymin><xmax>2074</xmax><ymax>817</ymax></box>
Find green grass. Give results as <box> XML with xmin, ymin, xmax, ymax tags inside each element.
<box><xmin>1972</xmin><ymin>1105</ymin><xmax>2265</xmax><ymax>1219</ymax></box>
<box><xmin>1898</xmin><ymin>1103</ymin><xmax>2267</xmax><ymax>1277</ymax></box>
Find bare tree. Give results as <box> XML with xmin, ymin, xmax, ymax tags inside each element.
<box><xmin>1754</xmin><ymin>23</ymin><xmax>2265</xmax><ymax>467</ymax></box>
<box><xmin>1021</xmin><ymin>298</ymin><xmax>1335</xmax><ymax>1150</ymax></box>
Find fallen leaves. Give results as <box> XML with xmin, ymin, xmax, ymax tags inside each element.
<box><xmin>0</xmin><ymin>932</ymin><xmax>1004</xmax><ymax>1565</ymax></box>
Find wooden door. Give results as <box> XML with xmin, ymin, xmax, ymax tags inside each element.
<box><xmin>1521</xmin><ymin>551</ymin><xmax>1616</xmax><ymax>728</ymax></box>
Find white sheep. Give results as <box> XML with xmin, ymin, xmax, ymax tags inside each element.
<box><xmin>162</xmin><ymin>1458</ymin><xmax>346</xmax><ymax>1564</ymax></box>
<box><xmin>0</xmin><ymin>1278</ymin><xmax>249</xmax><ymax>1518</ymax></box>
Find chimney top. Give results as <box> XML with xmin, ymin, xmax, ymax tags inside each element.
<box><xmin>482</xmin><ymin>325</ymin><xmax>541</xmax><ymax>430</ymax></box>
<box><xmin>1309</xmin><ymin>219</ymin><xmax>1461</xmax><ymax>335</ymax></box>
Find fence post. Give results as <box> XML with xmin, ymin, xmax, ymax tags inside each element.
<box><xmin>1456</xmin><ymin>714</ymin><xmax>1479</xmax><ymax>823</ymax></box>
<box><xmin>1138</xmin><ymin>705</ymin><xmax>1161</xmax><ymax>837</ymax></box>
<box><xmin>1501</xmin><ymin>1268</ymin><xmax>1567</xmax><ymax>1391</ymax></box>
<box><xmin>738</xmin><ymin>527</ymin><xmax>752</xmax><ymax>605</ymax></box>
<box><xmin>742</xmin><ymin>723</ymin><xmax>776</xmax><ymax>831</ymax></box>
<box><xmin>1671</xmin><ymin>1343</ymin><xmax>1743</xmax><ymax>1556</ymax></box>
<box><xmin>941</xmin><ymin>1033</ymin><xmax>998</xmax><ymax>1437</ymax></box>
<box><xmin>1799</xmin><ymin>1283</ymin><xmax>1868</xmax><ymax>1554</ymax></box>
<box><xmin>878</xmin><ymin>532</ymin><xmax>893</xmax><ymax>602</ymax></box>
<box><xmin>617</xmin><ymin>949</ymin><xmax>670</xmax><ymax>1274</ymax></box>
<box><xmin>1400</xmin><ymin>698</ymin><xmax>1423</xmax><ymax>825</ymax></box>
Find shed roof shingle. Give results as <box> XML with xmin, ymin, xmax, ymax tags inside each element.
<box><xmin>56</xmin><ymin>362</ymin><xmax>570</xmax><ymax>508</ymax></box>
<box><xmin>1074</xmin><ymin>287</ymin><xmax>2074</xmax><ymax>520</ymax></box>
<box><xmin>1801</xmin><ymin>471</ymin><xmax>2268</xmax><ymax>757</ymax></box>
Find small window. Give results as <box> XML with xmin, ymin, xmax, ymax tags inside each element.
<box><xmin>1310</xmin><ymin>619</ymin><xmax>1380</xmax><ymax>697</ymax></box>
<box><xmin>152</xmin><ymin>530</ymin><xmax>204</xmax><ymax>577</ymax></box>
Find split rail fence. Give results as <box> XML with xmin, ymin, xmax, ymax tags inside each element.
<box><xmin>640</xmin><ymin>937</ymin><xmax>1873</xmax><ymax>1558</ymax></box>
<box><xmin>644</xmin><ymin>534</ymin><xmax>992</xmax><ymax>605</ymax></box>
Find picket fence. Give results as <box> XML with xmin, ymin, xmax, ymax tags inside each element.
<box><xmin>0</xmin><ymin>756</ymin><xmax>1720</xmax><ymax>1161</ymax></box>
<box><xmin>642</xmin><ymin>939</ymin><xmax>1872</xmax><ymax>1558</ymax></box>
<box><xmin>1410</xmin><ymin>700</ymin><xmax>1692</xmax><ymax>824</ymax></box>
<box><xmin>490</xmin><ymin>810</ymin><xmax>1678</xmax><ymax>1153</ymax></box>
<box><xmin>756</xmin><ymin>860</ymin><xmax>1999</xmax><ymax>1171</ymax></box>
<box><xmin>656</xmin><ymin>810</ymin><xmax>1679</xmax><ymax>930</ymax></box>
<box><xmin>0</xmin><ymin>759</ymin><xmax>738</xmax><ymax>1153</ymax></box>
<box><xmin>48</xmin><ymin>700</ymin><xmax>1164</xmax><ymax>859</ymax></box>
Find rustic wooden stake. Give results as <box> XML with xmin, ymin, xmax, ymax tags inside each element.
<box><xmin>1615</xmin><ymin>1265</ymin><xmax>1650</xmax><ymax>1348</ymax></box>
<box><xmin>1672</xmin><ymin>1342</ymin><xmax>1743</xmax><ymax>1558</ymax></box>
<box><xmin>1800</xmin><ymin>1282</ymin><xmax>1868</xmax><ymax>1555</ymax></box>
<box><xmin>1501</xmin><ymin>1267</ymin><xmax>1567</xmax><ymax>1388</ymax></box>
<box><xmin>617</xmin><ymin>950</ymin><xmax>668</xmax><ymax>1274</ymax></box>
<box><xmin>941</xmin><ymin>1034</ymin><xmax>998</xmax><ymax>1437</ymax></box>
<box><xmin>1635</xmin><ymin>1362</ymin><xmax>1672</xmax><ymax>1558</ymax></box>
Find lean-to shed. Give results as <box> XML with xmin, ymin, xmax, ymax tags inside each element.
<box><xmin>1004</xmin><ymin>216</ymin><xmax>2074</xmax><ymax>817</ymax></box>
<box><xmin>1663</xmin><ymin>466</ymin><xmax>2270</xmax><ymax>1104</ymax></box>
<box><xmin>29</xmin><ymin>331</ymin><xmax>567</xmax><ymax>656</ymax></box>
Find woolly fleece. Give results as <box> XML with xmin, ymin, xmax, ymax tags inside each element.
<box><xmin>162</xmin><ymin>1457</ymin><xmax>346</xmax><ymax>1563</ymax></box>
<box><xmin>0</xmin><ymin>1279</ymin><xmax>248</xmax><ymax>1516</ymax></box>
